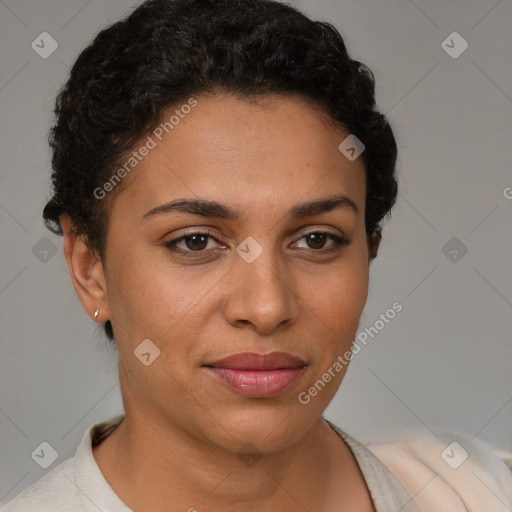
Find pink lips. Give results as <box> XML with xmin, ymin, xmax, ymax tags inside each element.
<box><xmin>203</xmin><ymin>352</ymin><xmax>306</xmax><ymax>398</ymax></box>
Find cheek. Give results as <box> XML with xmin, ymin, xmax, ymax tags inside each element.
<box><xmin>106</xmin><ymin>236</ymin><xmax>369</xmax><ymax>354</ymax></box>
<box><xmin>102</xmin><ymin>248</ymin><xmax>180</xmax><ymax>342</ymax></box>
<box><xmin>308</xmin><ymin>255</ymin><xmax>369</xmax><ymax>335</ymax></box>
<box><xmin>106</xmin><ymin>248</ymin><xmax>222</xmax><ymax>346</ymax></box>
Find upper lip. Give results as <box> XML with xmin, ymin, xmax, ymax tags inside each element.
<box><xmin>203</xmin><ymin>352</ymin><xmax>307</xmax><ymax>371</ymax></box>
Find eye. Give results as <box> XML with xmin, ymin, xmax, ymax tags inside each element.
<box><xmin>164</xmin><ymin>229</ymin><xmax>350</xmax><ymax>260</ymax></box>
<box><xmin>164</xmin><ymin>231</ymin><xmax>225</xmax><ymax>258</ymax></box>
<box><xmin>293</xmin><ymin>232</ymin><xmax>349</xmax><ymax>252</ymax></box>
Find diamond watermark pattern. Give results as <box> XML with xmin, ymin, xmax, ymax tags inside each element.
<box><xmin>32</xmin><ymin>237</ymin><xmax>58</xmax><ymax>263</ymax></box>
<box><xmin>134</xmin><ymin>339</ymin><xmax>161</xmax><ymax>366</ymax></box>
<box><xmin>338</xmin><ymin>134</ymin><xmax>365</xmax><ymax>161</ymax></box>
<box><xmin>441</xmin><ymin>441</ymin><xmax>468</xmax><ymax>469</ymax></box>
<box><xmin>442</xmin><ymin>236</ymin><xmax>468</xmax><ymax>263</ymax></box>
<box><xmin>31</xmin><ymin>441</ymin><xmax>58</xmax><ymax>469</ymax></box>
<box><xmin>441</xmin><ymin>32</ymin><xmax>468</xmax><ymax>59</ymax></box>
<box><xmin>236</xmin><ymin>236</ymin><xmax>263</xmax><ymax>263</ymax></box>
<box><xmin>237</xmin><ymin>443</ymin><xmax>263</xmax><ymax>467</ymax></box>
<box><xmin>31</xmin><ymin>32</ymin><xmax>58</xmax><ymax>59</ymax></box>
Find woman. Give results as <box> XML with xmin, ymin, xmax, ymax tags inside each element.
<box><xmin>2</xmin><ymin>0</ymin><xmax>511</xmax><ymax>510</ymax></box>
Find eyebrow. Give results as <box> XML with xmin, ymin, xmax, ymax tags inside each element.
<box><xmin>141</xmin><ymin>194</ymin><xmax>358</xmax><ymax>221</ymax></box>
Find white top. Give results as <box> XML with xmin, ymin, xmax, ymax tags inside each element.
<box><xmin>1</xmin><ymin>415</ymin><xmax>511</xmax><ymax>511</ymax></box>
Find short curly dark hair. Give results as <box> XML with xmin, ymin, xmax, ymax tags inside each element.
<box><xmin>43</xmin><ymin>0</ymin><xmax>398</xmax><ymax>342</ymax></box>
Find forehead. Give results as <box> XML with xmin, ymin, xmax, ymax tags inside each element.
<box><xmin>110</xmin><ymin>93</ymin><xmax>367</xmax><ymax>219</ymax></box>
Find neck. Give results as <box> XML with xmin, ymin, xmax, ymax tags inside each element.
<box><xmin>92</xmin><ymin>409</ymin><xmax>356</xmax><ymax>511</ymax></box>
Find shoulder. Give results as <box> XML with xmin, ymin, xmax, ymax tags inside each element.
<box><xmin>0</xmin><ymin>457</ymin><xmax>83</xmax><ymax>512</ymax></box>
<box><xmin>1</xmin><ymin>415</ymin><xmax>125</xmax><ymax>512</ymax></box>
<box><xmin>366</xmin><ymin>430</ymin><xmax>512</xmax><ymax>512</ymax></box>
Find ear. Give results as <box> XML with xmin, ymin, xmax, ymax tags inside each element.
<box><xmin>368</xmin><ymin>230</ymin><xmax>381</xmax><ymax>263</ymax></box>
<box><xmin>60</xmin><ymin>215</ymin><xmax>108</xmax><ymax>322</ymax></box>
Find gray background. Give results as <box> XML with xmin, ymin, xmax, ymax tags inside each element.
<box><xmin>1</xmin><ymin>0</ymin><xmax>511</xmax><ymax>503</ymax></box>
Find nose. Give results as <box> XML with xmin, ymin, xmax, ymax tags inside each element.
<box><xmin>223</xmin><ymin>243</ymin><xmax>299</xmax><ymax>335</ymax></box>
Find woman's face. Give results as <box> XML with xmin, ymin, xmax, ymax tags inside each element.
<box><xmin>94</xmin><ymin>94</ymin><xmax>375</xmax><ymax>452</ymax></box>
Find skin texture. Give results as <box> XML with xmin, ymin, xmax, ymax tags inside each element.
<box><xmin>61</xmin><ymin>93</ymin><xmax>381</xmax><ymax>511</ymax></box>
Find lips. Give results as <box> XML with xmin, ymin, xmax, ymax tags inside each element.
<box><xmin>205</xmin><ymin>352</ymin><xmax>306</xmax><ymax>371</ymax></box>
<box><xmin>203</xmin><ymin>352</ymin><xmax>306</xmax><ymax>398</ymax></box>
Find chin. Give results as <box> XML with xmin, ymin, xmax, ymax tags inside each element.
<box><xmin>203</xmin><ymin>400</ymin><xmax>321</xmax><ymax>454</ymax></box>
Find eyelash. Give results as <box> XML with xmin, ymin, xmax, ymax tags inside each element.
<box><xmin>164</xmin><ymin>230</ymin><xmax>350</xmax><ymax>259</ymax></box>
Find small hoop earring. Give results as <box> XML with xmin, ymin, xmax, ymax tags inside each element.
<box><xmin>94</xmin><ymin>309</ymin><xmax>100</xmax><ymax>319</ymax></box>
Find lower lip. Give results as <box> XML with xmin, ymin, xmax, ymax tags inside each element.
<box><xmin>205</xmin><ymin>367</ymin><xmax>304</xmax><ymax>398</ymax></box>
